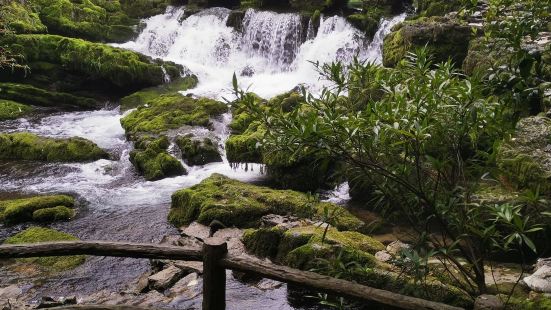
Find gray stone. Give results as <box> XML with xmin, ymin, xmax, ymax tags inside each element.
<box><xmin>173</xmin><ymin>261</ymin><xmax>204</xmax><ymax>275</ymax></box>
<box><xmin>386</xmin><ymin>240</ymin><xmax>410</xmax><ymax>256</ymax></box>
<box><xmin>148</xmin><ymin>265</ymin><xmax>184</xmax><ymax>291</ymax></box>
<box><xmin>375</xmin><ymin>250</ymin><xmax>392</xmax><ymax>262</ymax></box>
<box><xmin>168</xmin><ymin>272</ymin><xmax>200</xmax><ymax>298</ymax></box>
<box><xmin>524</xmin><ymin>265</ymin><xmax>551</xmax><ymax>293</ymax></box>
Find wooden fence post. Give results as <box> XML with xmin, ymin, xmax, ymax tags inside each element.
<box><xmin>202</xmin><ymin>237</ymin><xmax>228</xmax><ymax>310</ymax></box>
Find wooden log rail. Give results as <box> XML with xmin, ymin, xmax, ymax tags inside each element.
<box><xmin>0</xmin><ymin>239</ymin><xmax>464</xmax><ymax>310</ymax></box>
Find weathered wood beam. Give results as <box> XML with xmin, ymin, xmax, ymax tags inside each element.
<box><xmin>220</xmin><ymin>255</ymin><xmax>465</xmax><ymax>310</ymax></box>
<box><xmin>0</xmin><ymin>241</ymin><xmax>203</xmax><ymax>261</ymax></box>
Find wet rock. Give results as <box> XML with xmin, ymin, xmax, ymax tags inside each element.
<box><xmin>168</xmin><ymin>272</ymin><xmax>200</xmax><ymax>298</ymax></box>
<box><xmin>181</xmin><ymin>222</ymin><xmax>211</xmax><ymax>240</ymax></box>
<box><xmin>386</xmin><ymin>240</ymin><xmax>410</xmax><ymax>256</ymax></box>
<box><xmin>176</xmin><ymin>135</ymin><xmax>223</xmax><ymax>166</ymax></box>
<box><xmin>36</xmin><ymin>296</ymin><xmax>77</xmax><ymax>308</ymax></box>
<box><xmin>524</xmin><ymin>260</ymin><xmax>551</xmax><ymax>293</ymax></box>
<box><xmin>148</xmin><ymin>265</ymin><xmax>184</xmax><ymax>291</ymax></box>
<box><xmin>260</xmin><ymin>214</ymin><xmax>307</xmax><ymax>230</ymax></box>
<box><xmin>227</xmin><ymin>10</ymin><xmax>245</xmax><ymax>32</ymax></box>
<box><xmin>473</xmin><ymin>294</ymin><xmax>504</xmax><ymax>310</ymax></box>
<box><xmin>375</xmin><ymin>250</ymin><xmax>393</xmax><ymax>262</ymax></box>
<box><xmin>132</xmin><ymin>271</ymin><xmax>151</xmax><ymax>294</ymax></box>
<box><xmin>173</xmin><ymin>261</ymin><xmax>204</xmax><ymax>275</ymax></box>
<box><xmin>240</xmin><ymin>65</ymin><xmax>255</xmax><ymax>77</ymax></box>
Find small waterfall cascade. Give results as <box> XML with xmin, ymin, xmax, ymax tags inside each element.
<box><xmin>241</xmin><ymin>9</ymin><xmax>304</xmax><ymax>69</ymax></box>
<box><xmin>117</xmin><ymin>7</ymin><xmax>405</xmax><ymax>99</ymax></box>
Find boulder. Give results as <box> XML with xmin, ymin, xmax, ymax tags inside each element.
<box><xmin>386</xmin><ymin>240</ymin><xmax>410</xmax><ymax>256</ymax></box>
<box><xmin>148</xmin><ymin>265</ymin><xmax>184</xmax><ymax>291</ymax></box>
<box><xmin>524</xmin><ymin>261</ymin><xmax>551</xmax><ymax>293</ymax></box>
<box><xmin>382</xmin><ymin>17</ymin><xmax>471</xmax><ymax>67</ymax></box>
<box><xmin>0</xmin><ymin>194</ymin><xmax>74</xmax><ymax>224</ymax></box>
<box><xmin>168</xmin><ymin>173</ymin><xmax>364</xmax><ymax>231</ymax></box>
<box><xmin>415</xmin><ymin>0</ymin><xmax>462</xmax><ymax>17</ymax></box>
<box><xmin>0</xmin><ymin>132</ymin><xmax>108</xmax><ymax>163</ymax></box>
<box><xmin>375</xmin><ymin>250</ymin><xmax>392</xmax><ymax>262</ymax></box>
<box><xmin>129</xmin><ymin>136</ymin><xmax>186</xmax><ymax>181</ymax></box>
<box><xmin>175</xmin><ymin>135</ymin><xmax>222</xmax><ymax>166</ymax></box>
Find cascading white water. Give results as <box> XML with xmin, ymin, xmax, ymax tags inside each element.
<box><xmin>117</xmin><ymin>7</ymin><xmax>406</xmax><ymax>99</ymax></box>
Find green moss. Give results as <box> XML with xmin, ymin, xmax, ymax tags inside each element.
<box><xmin>242</xmin><ymin>227</ymin><xmax>285</xmax><ymax>258</ymax></box>
<box><xmin>32</xmin><ymin>206</ymin><xmax>75</xmax><ymax>222</ymax></box>
<box><xmin>0</xmin><ymin>195</ymin><xmax>74</xmax><ymax>224</ymax></box>
<box><xmin>169</xmin><ymin>173</ymin><xmax>364</xmax><ymax>229</ymax></box>
<box><xmin>225</xmin><ymin>122</ymin><xmax>265</xmax><ymax>163</ymax></box>
<box><xmin>0</xmin><ymin>1</ymin><xmax>47</xmax><ymax>33</ymax></box>
<box><xmin>497</xmin><ymin>116</ymin><xmax>551</xmax><ymax>193</ymax></box>
<box><xmin>119</xmin><ymin>0</ymin><xmax>172</xmax><ymax>18</ymax></box>
<box><xmin>0</xmin><ymin>82</ymin><xmax>98</xmax><ymax>109</ymax></box>
<box><xmin>175</xmin><ymin>135</ymin><xmax>222</xmax><ymax>166</ymax></box>
<box><xmin>0</xmin><ymin>132</ymin><xmax>108</xmax><ymax>163</ymax></box>
<box><xmin>2</xmin><ymin>34</ymin><xmax>183</xmax><ymax>92</ymax></box>
<box><xmin>3</xmin><ymin>227</ymin><xmax>85</xmax><ymax>272</ymax></box>
<box><xmin>382</xmin><ymin>17</ymin><xmax>471</xmax><ymax>67</ymax></box>
<box><xmin>129</xmin><ymin>136</ymin><xmax>186</xmax><ymax>181</ymax></box>
<box><xmin>121</xmin><ymin>95</ymin><xmax>227</xmax><ymax>137</ymax></box>
<box><xmin>508</xmin><ymin>294</ymin><xmax>551</xmax><ymax>310</ymax></box>
<box><xmin>462</xmin><ymin>37</ymin><xmax>513</xmax><ymax>76</ymax></box>
<box><xmin>0</xmin><ymin>99</ymin><xmax>32</xmax><ymax>120</ymax></box>
<box><xmin>347</xmin><ymin>13</ymin><xmax>381</xmax><ymax>38</ymax></box>
<box><xmin>120</xmin><ymin>76</ymin><xmax>199</xmax><ymax>111</ymax></box>
<box><xmin>415</xmin><ymin>0</ymin><xmax>462</xmax><ymax>17</ymax></box>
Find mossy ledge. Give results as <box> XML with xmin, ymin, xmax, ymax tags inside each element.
<box><xmin>0</xmin><ymin>83</ymin><xmax>98</xmax><ymax>109</ymax></box>
<box><xmin>120</xmin><ymin>76</ymin><xmax>199</xmax><ymax>111</ymax></box>
<box><xmin>3</xmin><ymin>227</ymin><xmax>85</xmax><ymax>272</ymax></box>
<box><xmin>382</xmin><ymin>16</ymin><xmax>471</xmax><ymax>67</ymax></box>
<box><xmin>0</xmin><ymin>99</ymin><xmax>32</xmax><ymax>120</ymax></box>
<box><xmin>0</xmin><ymin>132</ymin><xmax>109</xmax><ymax>162</ymax></box>
<box><xmin>1</xmin><ymin>34</ymin><xmax>184</xmax><ymax>93</ymax></box>
<box><xmin>0</xmin><ymin>194</ymin><xmax>75</xmax><ymax>225</ymax></box>
<box><xmin>168</xmin><ymin>173</ymin><xmax>364</xmax><ymax>230</ymax></box>
<box><xmin>242</xmin><ymin>225</ymin><xmax>471</xmax><ymax>308</ymax></box>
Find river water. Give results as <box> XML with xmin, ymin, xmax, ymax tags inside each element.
<box><xmin>0</xmin><ymin>6</ymin><xmax>405</xmax><ymax>308</ymax></box>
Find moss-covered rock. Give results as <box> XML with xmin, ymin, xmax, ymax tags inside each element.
<box><xmin>415</xmin><ymin>0</ymin><xmax>461</xmax><ymax>17</ymax></box>
<box><xmin>175</xmin><ymin>135</ymin><xmax>222</xmax><ymax>166</ymax></box>
<box><xmin>0</xmin><ymin>99</ymin><xmax>32</xmax><ymax>120</ymax></box>
<box><xmin>169</xmin><ymin>173</ymin><xmax>364</xmax><ymax>230</ymax></box>
<box><xmin>242</xmin><ymin>226</ymin><xmax>285</xmax><ymax>258</ymax></box>
<box><xmin>462</xmin><ymin>37</ymin><xmax>513</xmax><ymax>76</ymax></box>
<box><xmin>121</xmin><ymin>95</ymin><xmax>227</xmax><ymax>138</ymax></box>
<box><xmin>119</xmin><ymin>0</ymin><xmax>174</xmax><ymax>19</ymax></box>
<box><xmin>2</xmin><ymin>34</ymin><xmax>183</xmax><ymax>93</ymax></box>
<box><xmin>0</xmin><ymin>83</ymin><xmax>98</xmax><ymax>109</ymax></box>
<box><xmin>382</xmin><ymin>17</ymin><xmax>471</xmax><ymax>67</ymax></box>
<box><xmin>32</xmin><ymin>206</ymin><xmax>75</xmax><ymax>222</ymax></box>
<box><xmin>3</xmin><ymin>227</ymin><xmax>85</xmax><ymax>272</ymax></box>
<box><xmin>129</xmin><ymin>136</ymin><xmax>186</xmax><ymax>181</ymax></box>
<box><xmin>0</xmin><ymin>132</ymin><xmax>108</xmax><ymax>163</ymax></box>
<box><xmin>225</xmin><ymin>121</ymin><xmax>265</xmax><ymax>163</ymax></box>
<box><xmin>0</xmin><ymin>195</ymin><xmax>74</xmax><ymax>224</ymax></box>
<box><xmin>497</xmin><ymin>116</ymin><xmax>551</xmax><ymax>194</ymax></box>
<box><xmin>0</xmin><ymin>1</ymin><xmax>47</xmax><ymax>33</ymax></box>
<box><xmin>120</xmin><ymin>76</ymin><xmax>199</xmax><ymax>111</ymax></box>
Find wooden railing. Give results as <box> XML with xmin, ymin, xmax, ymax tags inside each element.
<box><xmin>0</xmin><ymin>238</ymin><xmax>464</xmax><ymax>310</ymax></box>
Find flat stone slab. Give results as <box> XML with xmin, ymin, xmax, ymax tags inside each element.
<box><xmin>148</xmin><ymin>265</ymin><xmax>184</xmax><ymax>291</ymax></box>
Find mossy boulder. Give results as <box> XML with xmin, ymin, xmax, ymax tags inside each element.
<box><xmin>0</xmin><ymin>83</ymin><xmax>98</xmax><ymax>109</ymax></box>
<box><xmin>462</xmin><ymin>37</ymin><xmax>513</xmax><ymax>76</ymax></box>
<box><xmin>497</xmin><ymin>116</ymin><xmax>551</xmax><ymax>194</ymax></box>
<box><xmin>0</xmin><ymin>132</ymin><xmax>108</xmax><ymax>162</ymax></box>
<box><xmin>225</xmin><ymin>121</ymin><xmax>265</xmax><ymax>163</ymax></box>
<box><xmin>29</xmin><ymin>0</ymin><xmax>136</xmax><ymax>42</ymax></box>
<box><xmin>0</xmin><ymin>195</ymin><xmax>74</xmax><ymax>224</ymax></box>
<box><xmin>175</xmin><ymin>135</ymin><xmax>222</xmax><ymax>166</ymax></box>
<box><xmin>120</xmin><ymin>95</ymin><xmax>227</xmax><ymax>138</ymax></box>
<box><xmin>2</xmin><ymin>34</ymin><xmax>183</xmax><ymax>93</ymax></box>
<box><xmin>3</xmin><ymin>227</ymin><xmax>85</xmax><ymax>272</ymax></box>
<box><xmin>129</xmin><ymin>136</ymin><xmax>186</xmax><ymax>181</ymax></box>
<box><xmin>169</xmin><ymin>173</ymin><xmax>364</xmax><ymax>230</ymax></box>
<box><xmin>0</xmin><ymin>0</ymin><xmax>47</xmax><ymax>33</ymax></box>
<box><xmin>32</xmin><ymin>206</ymin><xmax>75</xmax><ymax>222</ymax></box>
<box><xmin>414</xmin><ymin>0</ymin><xmax>461</xmax><ymax>17</ymax></box>
<box><xmin>382</xmin><ymin>17</ymin><xmax>471</xmax><ymax>67</ymax></box>
<box><xmin>0</xmin><ymin>99</ymin><xmax>32</xmax><ymax>120</ymax></box>
<box><xmin>120</xmin><ymin>76</ymin><xmax>199</xmax><ymax>111</ymax></box>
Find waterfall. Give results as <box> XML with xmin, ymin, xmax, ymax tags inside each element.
<box><xmin>117</xmin><ymin>7</ymin><xmax>405</xmax><ymax>99</ymax></box>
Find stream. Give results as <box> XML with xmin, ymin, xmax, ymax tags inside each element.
<box><xmin>0</xmin><ymin>6</ymin><xmax>405</xmax><ymax>309</ymax></box>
